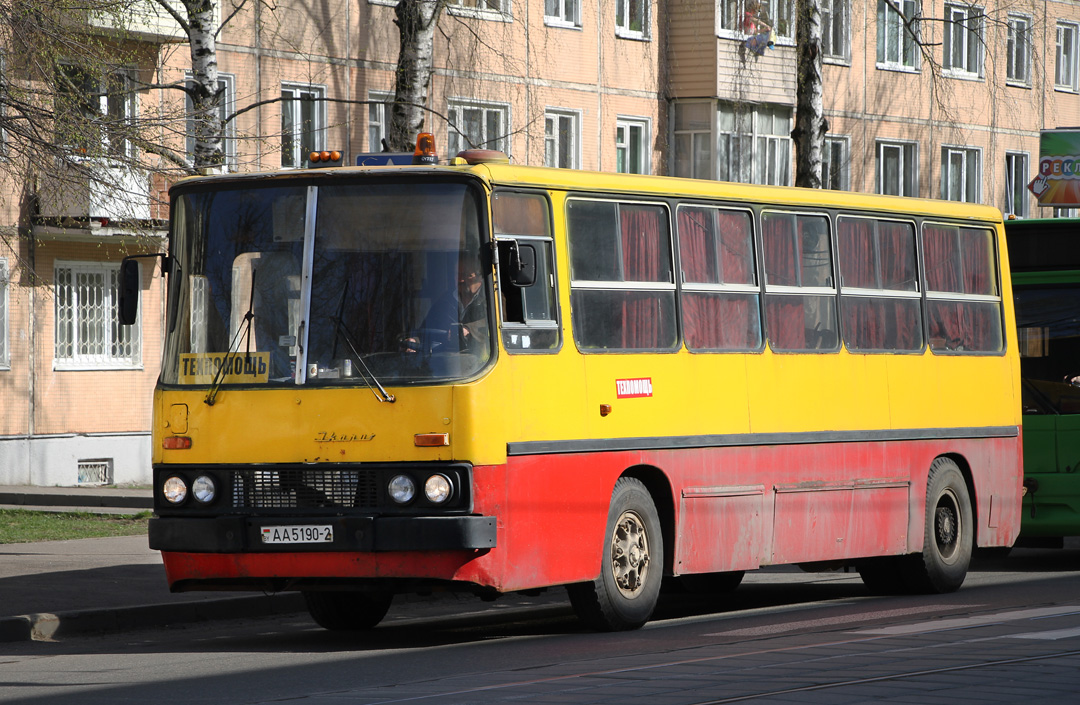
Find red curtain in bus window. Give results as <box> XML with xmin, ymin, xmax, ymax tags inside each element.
<box><xmin>838</xmin><ymin>219</ymin><xmax>879</xmax><ymax>348</ymax></box>
<box><xmin>621</xmin><ymin>205</ymin><xmax>666</xmax><ymax>348</ymax></box>
<box><xmin>763</xmin><ymin>214</ymin><xmax>804</xmax><ymax>349</ymax></box>
<box><xmin>879</xmin><ymin>222</ymin><xmax>921</xmax><ymax>349</ymax></box>
<box><xmin>960</xmin><ymin>227</ymin><xmax>995</xmax><ymax>295</ymax></box>
<box><xmin>678</xmin><ymin>208</ymin><xmax>721</xmax><ymax>348</ymax></box>
<box><xmin>924</xmin><ymin>225</ymin><xmax>999</xmax><ymax>351</ymax></box>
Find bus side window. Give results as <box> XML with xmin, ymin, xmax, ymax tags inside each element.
<box><xmin>492</xmin><ymin>191</ymin><xmax>560</xmax><ymax>352</ymax></box>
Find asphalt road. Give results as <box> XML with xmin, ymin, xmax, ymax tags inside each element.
<box><xmin>2</xmin><ymin>546</ymin><xmax>1080</xmax><ymax>704</ymax></box>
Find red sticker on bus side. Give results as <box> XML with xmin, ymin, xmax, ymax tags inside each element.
<box><xmin>616</xmin><ymin>378</ymin><xmax>653</xmax><ymax>399</ymax></box>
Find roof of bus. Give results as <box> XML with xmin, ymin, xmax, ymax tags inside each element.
<box><xmin>173</xmin><ymin>162</ymin><xmax>1005</xmax><ymax>225</ymax></box>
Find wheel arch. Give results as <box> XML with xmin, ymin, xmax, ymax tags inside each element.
<box><xmin>621</xmin><ymin>464</ymin><xmax>675</xmax><ymax>575</ymax></box>
<box><xmin>932</xmin><ymin>452</ymin><xmax>979</xmax><ymax>547</ymax></box>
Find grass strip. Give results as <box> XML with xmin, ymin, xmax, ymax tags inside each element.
<box><xmin>0</xmin><ymin>508</ymin><xmax>151</xmax><ymax>544</ymax></box>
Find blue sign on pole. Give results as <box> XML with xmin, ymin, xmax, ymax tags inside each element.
<box><xmin>354</xmin><ymin>153</ymin><xmax>414</xmax><ymax>166</ymax></box>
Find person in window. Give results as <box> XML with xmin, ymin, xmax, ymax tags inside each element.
<box><xmin>409</xmin><ymin>256</ymin><xmax>490</xmax><ymax>355</ymax></box>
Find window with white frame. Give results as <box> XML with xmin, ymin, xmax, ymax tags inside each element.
<box><xmin>943</xmin><ymin>3</ymin><xmax>983</xmax><ymax>77</ymax></box>
<box><xmin>821</xmin><ymin>0</ymin><xmax>849</xmax><ymax>61</ymax></box>
<box><xmin>877</xmin><ymin>140</ymin><xmax>918</xmax><ymax>196</ymax></box>
<box><xmin>718</xmin><ymin>0</ymin><xmax>794</xmax><ymax>41</ymax></box>
<box><xmin>673</xmin><ymin>102</ymin><xmax>713</xmax><ymax>180</ymax></box>
<box><xmin>616</xmin><ymin>117</ymin><xmax>650</xmax><ymax>174</ymax></box>
<box><xmin>0</xmin><ymin>258</ymin><xmax>8</xmax><ymax>369</ymax></box>
<box><xmin>280</xmin><ymin>84</ymin><xmax>325</xmax><ymax>168</ymax></box>
<box><xmin>447</xmin><ymin>0</ymin><xmax>509</xmax><ymax>20</ymax></box>
<box><xmin>616</xmin><ymin>0</ymin><xmax>648</xmax><ymax>39</ymax></box>
<box><xmin>186</xmin><ymin>74</ymin><xmax>235</xmax><ymax>169</ymax></box>
<box><xmin>876</xmin><ymin>0</ymin><xmax>919</xmax><ymax>70</ymax></box>
<box><xmin>367</xmin><ymin>90</ymin><xmax>392</xmax><ymax>152</ymax></box>
<box><xmin>718</xmin><ymin>102</ymin><xmax>791</xmax><ymax>186</ymax></box>
<box><xmin>545</xmin><ymin>0</ymin><xmax>579</xmax><ymax>27</ymax></box>
<box><xmin>1057</xmin><ymin>22</ymin><xmax>1079</xmax><ymax>92</ymax></box>
<box><xmin>54</xmin><ymin>262</ymin><xmax>140</xmax><ymax>369</ymax></box>
<box><xmin>56</xmin><ymin>64</ymin><xmax>138</xmax><ymax>158</ymax></box>
<box><xmin>447</xmin><ymin>100</ymin><xmax>508</xmax><ymax>156</ymax></box>
<box><xmin>1005</xmin><ymin>152</ymin><xmax>1028</xmax><ymax>218</ymax></box>
<box><xmin>823</xmin><ymin>136</ymin><xmax>849</xmax><ymax>190</ymax></box>
<box><xmin>1006</xmin><ymin>15</ymin><xmax>1032</xmax><ymax>85</ymax></box>
<box><xmin>941</xmin><ymin>146</ymin><xmax>981</xmax><ymax>203</ymax></box>
<box><xmin>545</xmin><ymin>109</ymin><xmax>579</xmax><ymax>169</ymax></box>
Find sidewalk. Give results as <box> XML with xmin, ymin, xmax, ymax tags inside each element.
<box><xmin>0</xmin><ymin>486</ymin><xmax>304</xmax><ymax>642</ymax></box>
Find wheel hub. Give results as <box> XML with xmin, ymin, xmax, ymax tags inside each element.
<box><xmin>611</xmin><ymin>510</ymin><xmax>651</xmax><ymax>598</ymax></box>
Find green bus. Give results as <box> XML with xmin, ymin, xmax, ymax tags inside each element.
<box><xmin>1007</xmin><ymin>217</ymin><xmax>1080</xmax><ymax>545</ymax></box>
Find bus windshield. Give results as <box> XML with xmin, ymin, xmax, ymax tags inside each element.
<box><xmin>162</xmin><ymin>178</ymin><xmax>492</xmax><ymax>387</ymax></box>
<box><xmin>1014</xmin><ymin>285</ymin><xmax>1080</xmax><ymax>415</ymax></box>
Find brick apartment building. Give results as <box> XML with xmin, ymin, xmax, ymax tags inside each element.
<box><xmin>1</xmin><ymin>0</ymin><xmax>1078</xmax><ymax>485</ymax></box>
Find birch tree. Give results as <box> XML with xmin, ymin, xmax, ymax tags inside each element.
<box><xmin>791</xmin><ymin>0</ymin><xmax>827</xmax><ymax>189</ymax></box>
<box><xmin>386</xmin><ymin>0</ymin><xmax>448</xmax><ymax>152</ymax></box>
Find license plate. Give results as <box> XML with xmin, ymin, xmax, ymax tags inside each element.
<box><xmin>261</xmin><ymin>525</ymin><xmax>333</xmax><ymax>544</ymax></box>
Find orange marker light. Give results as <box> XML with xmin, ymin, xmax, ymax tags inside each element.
<box><xmin>162</xmin><ymin>436</ymin><xmax>192</xmax><ymax>450</ymax></box>
<box><xmin>414</xmin><ymin>433</ymin><xmax>449</xmax><ymax>447</ymax></box>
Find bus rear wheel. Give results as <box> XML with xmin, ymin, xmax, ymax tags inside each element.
<box><xmin>906</xmin><ymin>457</ymin><xmax>973</xmax><ymax>593</ymax></box>
<box><xmin>568</xmin><ymin>477</ymin><xmax>663</xmax><ymax>631</ymax></box>
<box><xmin>302</xmin><ymin>590</ymin><xmax>393</xmax><ymax>631</ymax></box>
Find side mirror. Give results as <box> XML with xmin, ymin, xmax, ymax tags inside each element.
<box><xmin>118</xmin><ymin>258</ymin><xmax>141</xmax><ymax>325</ymax></box>
<box><xmin>500</xmin><ymin>240</ymin><xmax>537</xmax><ymax>287</ymax></box>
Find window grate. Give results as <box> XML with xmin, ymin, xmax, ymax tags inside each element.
<box><xmin>78</xmin><ymin>459</ymin><xmax>113</xmax><ymax>485</ymax></box>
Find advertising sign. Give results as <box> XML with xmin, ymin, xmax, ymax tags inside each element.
<box><xmin>1029</xmin><ymin>130</ymin><xmax>1080</xmax><ymax>206</ymax></box>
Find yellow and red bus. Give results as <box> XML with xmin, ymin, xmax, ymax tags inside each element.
<box><xmin>123</xmin><ymin>146</ymin><xmax>1022</xmax><ymax>632</ymax></box>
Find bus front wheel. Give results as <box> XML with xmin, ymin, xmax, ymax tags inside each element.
<box><xmin>303</xmin><ymin>590</ymin><xmax>393</xmax><ymax>631</ymax></box>
<box><xmin>568</xmin><ymin>477</ymin><xmax>664</xmax><ymax>631</ymax></box>
<box><xmin>907</xmin><ymin>457</ymin><xmax>973</xmax><ymax>593</ymax></box>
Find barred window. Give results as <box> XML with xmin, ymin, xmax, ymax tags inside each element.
<box><xmin>55</xmin><ymin>262</ymin><xmax>140</xmax><ymax>369</ymax></box>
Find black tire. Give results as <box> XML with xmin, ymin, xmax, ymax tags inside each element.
<box><xmin>904</xmin><ymin>457</ymin><xmax>973</xmax><ymax>594</ymax></box>
<box><xmin>568</xmin><ymin>477</ymin><xmax>664</xmax><ymax>631</ymax></box>
<box><xmin>679</xmin><ymin>571</ymin><xmax>745</xmax><ymax>594</ymax></box>
<box><xmin>302</xmin><ymin>590</ymin><xmax>393</xmax><ymax>631</ymax></box>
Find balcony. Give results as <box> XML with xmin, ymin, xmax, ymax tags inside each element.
<box><xmin>78</xmin><ymin>1</ymin><xmax>186</xmax><ymax>43</ymax></box>
<box><xmin>37</xmin><ymin>158</ymin><xmax>153</xmax><ymax>231</ymax></box>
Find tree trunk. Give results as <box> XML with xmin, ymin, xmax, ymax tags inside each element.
<box><xmin>182</xmin><ymin>0</ymin><xmax>225</xmax><ymax>171</ymax></box>
<box><xmin>387</xmin><ymin>0</ymin><xmax>445</xmax><ymax>153</ymax></box>
<box><xmin>791</xmin><ymin>0</ymin><xmax>828</xmax><ymax>189</ymax></box>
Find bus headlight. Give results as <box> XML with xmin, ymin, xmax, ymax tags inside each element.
<box><xmin>163</xmin><ymin>476</ymin><xmax>188</xmax><ymax>504</ymax></box>
<box><xmin>424</xmin><ymin>474</ymin><xmax>453</xmax><ymax>504</ymax></box>
<box><xmin>388</xmin><ymin>474</ymin><xmax>416</xmax><ymax>504</ymax></box>
<box><xmin>192</xmin><ymin>475</ymin><xmax>216</xmax><ymax>504</ymax></box>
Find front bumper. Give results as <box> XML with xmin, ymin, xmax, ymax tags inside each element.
<box><xmin>149</xmin><ymin>515</ymin><xmax>497</xmax><ymax>553</ymax></box>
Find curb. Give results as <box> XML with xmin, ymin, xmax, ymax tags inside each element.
<box><xmin>0</xmin><ymin>593</ymin><xmax>306</xmax><ymax>643</ymax></box>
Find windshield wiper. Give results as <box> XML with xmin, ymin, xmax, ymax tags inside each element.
<box><xmin>205</xmin><ymin>268</ymin><xmax>257</xmax><ymax>406</ymax></box>
<box><xmin>334</xmin><ymin>319</ymin><xmax>396</xmax><ymax>403</ymax></box>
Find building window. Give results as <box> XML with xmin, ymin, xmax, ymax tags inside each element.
<box><xmin>545</xmin><ymin>109</ymin><xmax>579</xmax><ymax>169</ymax></box>
<box><xmin>616</xmin><ymin>0</ymin><xmax>648</xmax><ymax>39</ymax></box>
<box><xmin>821</xmin><ymin>0</ymin><xmax>849</xmax><ymax>61</ymax></box>
<box><xmin>545</xmin><ymin>0</ymin><xmax>579</xmax><ymax>27</ymax></box>
<box><xmin>823</xmin><ymin>136</ymin><xmax>849</xmax><ymax>190</ymax></box>
<box><xmin>447</xmin><ymin>100</ymin><xmax>508</xmax><ymax>156</ymax></box>
<box><xmin>1057</xmin><ymin>22</ymin><xmax>1079</xmax><ymax>92</ymax></box>
<box><xmin>1006</xmin><ymin>15</ymin><xmax>1032</xmax><ymax>86</ymax></box>
<box><xmin>185</xmin><ymin>74</ymin><xmax>235</xmax><ymax>169</ymax></box>
<box><xmin>943</xmin><ymin>3</ymin><xmax>983</xmax><ymax>77</ymax></box>
<box><xmin>941</xmin><ymin>146</ymin><xmax>980</xmax><ymax>203</ymax></box>
<box><xmin>673</xmin><ymin>102</ymin><xmax>713</xmax><ymax>180</ymax></box>
<box><xmin>718</xmin><ymin>102</ymin><xmax>791</xmax><ymax>186</ymax></box>
<box><xmin>281</xmin><ymin>84</ymin><xmax>325</xmax><ymax>168</ymax></box>
<box><xmin>876</xmin><ymin>0</ymin><xmax>919</xmax><ymax>70</ymax></box>
<box><xmin>447</xmin><ymin>0</ymin><xmax>509</xmax><ymax>20</ymax></box>
<box><xmin>1005</xmin><ymin>152</ymin><xmax>1028</xmax><ymax>218</ymax></box>
<box><xmin>56</xmin><ymin>64</ymin><xmax>137</xmax><ymax>158</ymax></box>
<box><xmin>718</xmin><ymin>0</ymin><xmax>794</xmax><ymax>40</ymax></box>
<box><xmin>54</xmin><ymin>262</ymin><xmax>140</xmax><ymax>369</ymax></box>
<box><xmin>616</xmin><ymin>118</ymin><xmax>650</xmax><ymax>174</ymax></box>
<box><xmin>877</xmin><ymin>140</ymin><xmax>918</xmax><ymax>197</ymax></box>
<box><xmin>368</xmin><ymin>91</ymin><xmax>393</xmax><ymax>152</ymax></box>
<box><xmin>0</xmin><ymin>258</ymin><xmax>8</xmax><ymax>370</ymax></box>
